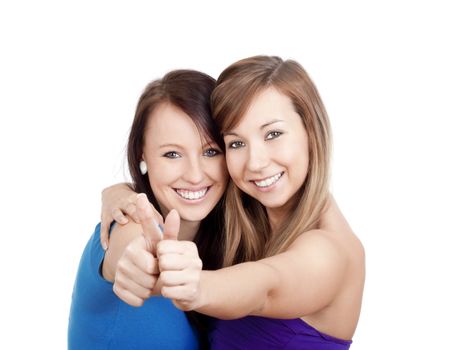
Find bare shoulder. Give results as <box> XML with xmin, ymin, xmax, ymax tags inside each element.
<box><xmin>290</xmin><ymin>230</ymin><xmax>348</xmax><ymax>269</ymax></box>
<box><xmin>319</xmin><ymin>195</ymin><xmax>365</xmax><ymax>260</ymax></box>
<box><xmin>290</xmin><ymin>225</ymin><xmax>364</xmax><ymax>276</ymax></box>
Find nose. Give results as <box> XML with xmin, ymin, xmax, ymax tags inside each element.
<box><xmin>246</xmin><ymin>142</ymin><xmax>270</xmax><ymax>173</ymax></box>
<box><xmin>183</xmin><ymin>157</ymin><xmax>204</xmax><ymax>184</ymax></box>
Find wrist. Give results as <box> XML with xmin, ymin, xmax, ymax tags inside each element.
<box><xmin>195</xmin><ymin>270</ymin><xmax>211</xmax><ymax>311</ymax></box>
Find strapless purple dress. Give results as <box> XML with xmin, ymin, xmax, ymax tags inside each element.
<box><xmin>209</xmin><ymin>316</ymin><xmax>352</xmax><ymax>349</ymax></box>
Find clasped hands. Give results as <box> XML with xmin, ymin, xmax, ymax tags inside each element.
<box><xmin>112</xmin><ymin>193</ymin><xmax>203</xmax><ymax>311</ymax></box>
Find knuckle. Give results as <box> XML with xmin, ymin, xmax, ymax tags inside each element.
<box><xmin>161</xmin><ymin>287</ymin><xmax>168</xmax><ymax>298</ymax></box>
<box><xmin>114</xmin><ymin>273</ymin><xmax>124</xmax><ymax>286</ymax></box>
<box><xmin>113</xmin><ymin>283</ymin><xmax>122</xmax><ymax>297</ymax></box>
<box><xmin>128</xmin><ymin>193</ymin><xmax>138</xmax><ymax>204</ymax></box>
<box><xmin>158</xmin><ymin>255</ymin><xmax>169</xmax><ymax>269</ymax></box>
<box><xmin>189</xmin><ymin>287</ymin><xmax>198</xmax><ymax>300</ymax></box>
<box><xmin>160</xmin><ymin>271</ymin><xmax>168</xmax><ymax>282</ymax></box>
<box><xmin>156</xmin><ymin>246</ymin><xmax>168</xmax><ymax>258</ymax></box>
<box><xmin>126</xmin><ymin>202</ymin><xmax>135</xmax><ymax>213</ymax></box>
<box><xmin>194</xmin><ymin>258</ymin><xmax>203</xmax><ymax>270</ymax></box>
<box><xmin>116</xmin><ymin>261</ymin><xmax>128</xmax><ymax>275</ymax></box>
<box><xmin>124</xmin><ymin>244</ymin><xmax>136</xmax><ymax>256</ymax></box>
<box><xmin>145</xmin><ymin>260</ymin><xmax>154</xmax><ymax>274</ymax></box>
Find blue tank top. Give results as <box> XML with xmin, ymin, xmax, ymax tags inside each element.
<box><xmin>68</xmin><ymin>223</ymin><xmax>199</xmax><ymax>349</ymax></box>
<box><xmin>209</xmin><ymin>316</ymin><xmax>352</xmax><ymax>349</ymax></box>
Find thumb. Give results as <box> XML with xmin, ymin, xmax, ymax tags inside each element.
<box><xmin>163</xmin><ymin>209</ymin><xmax>180</xmax><ymax>240</ymax></box>
<box><xmin>136</xmin><ymin>193</ymin><xmax>163</xmax><ymax>248</ymax></box>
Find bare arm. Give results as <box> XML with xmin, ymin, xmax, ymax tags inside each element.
<box><xmin>164</xmin><ymin>230</ymin><xmax>347</xmax><ymax>320</ymax></box>
<box><xmin>126</xmin><ymin>195</ymin><xmax>348</xmax><ymax>319</ymax></box>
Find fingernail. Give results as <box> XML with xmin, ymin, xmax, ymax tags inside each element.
<box><xmin>153</xmin><ymin>218</ymin><xmax>163</xmax><ymax>239</ymax></box>
<box><xmin>101</xmin><ymin>241</ymin><xmax>108</xmax><ymax>250</ymax></box>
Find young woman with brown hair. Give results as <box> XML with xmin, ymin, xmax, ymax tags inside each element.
<box><xmin>68</xmin><ymin>69</ymin><xmax>228</xmax><ymax>349</ymax></box>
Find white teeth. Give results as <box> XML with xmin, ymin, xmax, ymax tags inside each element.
<box><xmin>176</xmin><ymin>188</ymin><xmax>208</xmax><ymax>200</ymax></box>
<box><xmin>254</xmin><ymin>173</ymin><xmax>282</xmax><ymax>188</ymax></box>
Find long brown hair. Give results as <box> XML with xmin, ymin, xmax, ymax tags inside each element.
<box><xmin>212</xmin><ymin>56</ymin><xmax>331</xmax><ymax>266</ymax></box>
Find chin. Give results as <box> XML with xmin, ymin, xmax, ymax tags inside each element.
<box><xmin>177</xmin><ymin>207</ymin><xmax>212</xmax><ymax>222</ymax></box>
<box><xmin>257</xmin><ymin>195</ymin><xmax>291</xmax><ymax>209</ymax></box>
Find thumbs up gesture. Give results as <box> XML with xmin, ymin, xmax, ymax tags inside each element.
<box><xmin>135</xmin><ymin>193</ymin><xmax>204</xmax><ymax>312</ymax></box>
<box><xmin>157</xmin><ymin>213</ymin><xmax>204</xmax><ymax>311</ymax></box>
<box><xmin>113</xmin><ymin>193</ymin><xmax>204</xmax><ymax>310</ymax></box>
<box><xmin>113</xmin><ymin>194</ymin><xmax>164</xmax><ymax>306</ymax></box>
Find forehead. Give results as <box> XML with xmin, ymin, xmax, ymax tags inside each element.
<box><xmin>145</xmin><ymin>103</ymin><xmax>209</xmax><ymax>146</ymax></box>
<box><xmin>232</xmin><ymin>87</ymin><xmax>297</xmax><ymax>130</ymax></box>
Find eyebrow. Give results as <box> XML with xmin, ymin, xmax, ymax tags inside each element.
<box><xmin>261</xmin><ymin>119</ymin><xmax>284</xmax><ymax>129</ymax></box>
<box><xmin>159</xmin><ymin>143</ymin><xmax>182</xmax><ymax>149</ymax></box>
<box><xmin>223</xmin><ymin>119</ymin><xmax>285</xmax><ymax>137</ymax></box>
<box><xmin>159</xmin><ymin>141</ymin><xmax>218</xmax><ymax>149</ymax></box>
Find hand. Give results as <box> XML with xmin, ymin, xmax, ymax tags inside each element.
<box><xmin>112</xmin><ymin>193</ymin><xmax>169</xmax><ymax>306</ymax></box>
<box><xmin>112</xmin><ymin>235</ymin><xmax>159</xmax><ymax>307</ymax></box>
<box><xmin>100</xmin><ymin>184</ymin><xmax>162</xmax><ymax>250</ymax></box>
<box><xmin>157</xmin><ymin>211</ymin><xmax>204</xmax><ymax>311</ymax></box>
<box><xmin>100</xmin><ymin>183</ymin><xmax>138</xmax><ymax>250</ymax></box>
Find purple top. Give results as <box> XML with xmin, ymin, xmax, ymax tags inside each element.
<box><xmin>209</xmin><ymin>316</ymin><xmax>352</xmax><ymax>349</ymax></box>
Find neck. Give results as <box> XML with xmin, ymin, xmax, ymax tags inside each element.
<box><xmin>265</xmin><ymin>193</ymin><xmax>299</xmax><ymax>232</ymax></box>
<box><xmin>266</xmin><ymin>207</ymin><xmax>288</xmax><ymax>232</ymax></box>
<box><xmin>178</xmin><ymin>219</ymin><xmax>200</xmax><ymax>241</ymax></box>
<box><xmin>160</xmin><ymin>206</ymin><xmax>200</xmax><ymax>241</ymax></box>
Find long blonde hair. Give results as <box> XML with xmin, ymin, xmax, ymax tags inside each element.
<box><xmin>212</xmin><ymin>56</ymin><xmax>331</xmax><ymax>266</ymax></box>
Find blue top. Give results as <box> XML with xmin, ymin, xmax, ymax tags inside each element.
<box><xmin>209</xmin><ymin>316</ymin><xmax>352</xmax><ymax>349</ymax></box>
<box><xmin>68</xmin><ymin>223</ymin><xmax>199</xmax><ymax>350</ymax></box>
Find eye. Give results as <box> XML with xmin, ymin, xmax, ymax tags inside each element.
<box><xmin>266</xmin><ymin>131</ymin><xmax>283</xmax><ymax>140</ymax></box>
<box><xmin>228</xmin><ymin>140</ymin><xmax>245</xmax><ymax>149</ymax></box>
<box><xmin>163</xmin><ymin>151</ymin><xmax>181</xmax><ymax>159</ymax></box>
<box><xmin>203</xmin><ymin>148</ymin><xmax>221</xmax><ymax>157</ymax></box>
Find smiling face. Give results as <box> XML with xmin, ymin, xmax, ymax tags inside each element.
<box><xmin>224</xmin><ymin>87</ymin><xmax>309</xmax><ymax>219</ymax></box>
<box><xmin>143</xmin><ymin>102</ymin><xmax>228</xmax><ymax>223</ymax></box>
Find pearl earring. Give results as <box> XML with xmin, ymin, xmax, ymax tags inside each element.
<box><xmin>139</xmin><ymin>160</ymin><xmax>148</xmax><ymax>175</ymax></box>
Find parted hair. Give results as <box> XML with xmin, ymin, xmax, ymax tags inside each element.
<box><xmin>211</xmin><ymin>56</ymin><xmax>331</xmax><ymax>266</ymax></box>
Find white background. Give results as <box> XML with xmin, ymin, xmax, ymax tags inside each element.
<box><xmin>1</xmin><ymin>1</ymin><xmax>451</xmax><ymax>349</ymax></box>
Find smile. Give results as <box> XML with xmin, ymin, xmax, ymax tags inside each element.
<box><xmin>252</xmin><ymin>172</ymin><xmax>283</xmax><ymax>188</ymax></box>
<box><xmin>175</xmin><ymin>187</ymin><xmax>209</xmax><ymax>200</ymax></box>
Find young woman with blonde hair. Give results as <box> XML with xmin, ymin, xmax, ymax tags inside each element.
<box><xmin>103</xmin><ymin>56</ymin><xmax>365</xmax><ymax>349</ymax></box>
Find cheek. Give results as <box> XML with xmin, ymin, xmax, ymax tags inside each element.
<box><xmin>289</xmin><ymin>140</ymin><xmax>309</xmax><ymax>178</ymax></box>
<box><xmin>212</xmin><ymin>158</ymin><xmax>229</xmax><ymax>187</ymax></box>
<box><xmin>148</xmin><ymin>160</ymin><xmax>179</xmax><ymax>186</ymax></box>
<box><xmin>225</xmin><ymin>151</ymin><xmax>244</xmax><ymax>182</ymax></box>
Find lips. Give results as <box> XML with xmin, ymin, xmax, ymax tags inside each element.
<box><xmin>175</xmin><ymin>187</ymin><xmax>209</xmax><ymax>200</ymax></box>
<box><xmin>252</xmin><ymin>172</ymin><xmax>283</xmax><ymax>188</ymax></box>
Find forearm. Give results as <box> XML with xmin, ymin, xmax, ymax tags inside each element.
<box><xmin>195</xmin><ymin>261</ymin><xmax>279</xmax><ymax>319</ymax></box>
